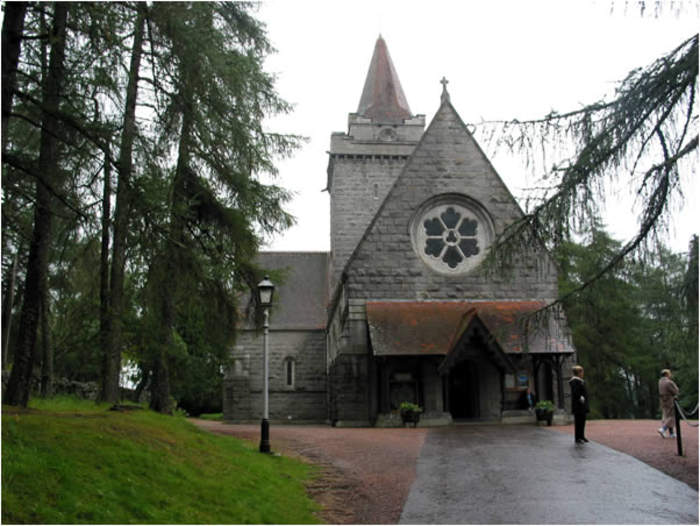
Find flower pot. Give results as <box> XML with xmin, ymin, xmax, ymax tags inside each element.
<box><xmin>400</xmin><ymin>410</ymin><xmax>421</xmax><ymax>427</ymax></box>
<box><xmin>535</xmin><ymin>409</ymin><xmax>553</xmax><ymax>426</ymax></box>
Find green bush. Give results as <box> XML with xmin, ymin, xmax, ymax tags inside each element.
<box><xmin>535</xmin><ymin>400</ymin><xmax>555</xmax><ymax>412</ymax></box>
<box><xmin>399</xmin><ymin>401</ymin><xmax>422</xmax><ymax>413</ymax></box>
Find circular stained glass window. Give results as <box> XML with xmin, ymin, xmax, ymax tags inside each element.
<box><xmin>411</xmin><ymin>195</ymin><xmax>494</xmax><ymax>274</ymax></box>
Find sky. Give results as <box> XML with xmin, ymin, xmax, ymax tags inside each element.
<box><xmin>255</xmin><ymin>0</ymin><xmax>698</xmax><ymax>253</ymax></box>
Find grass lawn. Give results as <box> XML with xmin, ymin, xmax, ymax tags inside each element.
<box><xmin>198</xmin><ymin>412</ymin><xmax>223</xmax><ymax>421</ymax></box>
<box><xmin>2</xmin><ymin>397</ymin><xmax>320</xmax><ymax>524</ymax></box>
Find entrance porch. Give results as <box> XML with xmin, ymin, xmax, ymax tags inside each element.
<box><xmin>365</xmin><ymin>301</ymin><xmax>575</xmax><ymax>427</ymax></box>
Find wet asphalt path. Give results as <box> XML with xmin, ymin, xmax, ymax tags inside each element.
<box><xmin>400</xmin><ymin>425</ymin><xmax>698</xmax><ymax>524</ymax></box>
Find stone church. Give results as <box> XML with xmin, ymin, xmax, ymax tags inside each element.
<box><xmin>223</xmin><ymin>37</ymin><xmax>576</xmax><ymax>426</ymax></box>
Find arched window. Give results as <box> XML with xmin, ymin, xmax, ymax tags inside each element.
<box><xmin>284</xmin><ymin>357</ymin><xmax>295</xmax><ymax>390</ymax></box>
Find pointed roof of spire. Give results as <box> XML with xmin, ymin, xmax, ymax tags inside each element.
<box><xmin>357</xmin><ymin>36</ymin><xmax>412</xmax><ymax>123</ymax></box>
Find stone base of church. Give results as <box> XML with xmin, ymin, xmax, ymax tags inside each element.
<box><xmin>333</xmin><ymin>420</ymin><xmax>372</xmax><ymax>428</ymax></box>
<box><xmin>500</xmin><ymin>410</ymin><xmax>573</xmax><ymax>426</ymax></box>
<box><xmin>553</xmin><ymin>412</ymin><xmax>573</xmax><ymax>425</ymax></box>
<box><xmin>501</xmin><ymin>410</ymin><xmax>537</xmax><ymax>424</ymax></box>
<box><xmin>374</xmin><ymin>411</ymin><xmax>453</xmax><ymax>427</ymax></box>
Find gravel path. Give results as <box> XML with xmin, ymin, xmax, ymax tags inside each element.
<box><xmin>192</xmin><ymin>419</ymin><xmax>698</xmax><ymax>523</ymax></box>
<box><xmin>192</xmin><ymin>420</ymin><xmax>426</xmax><ymax>524</ymax></box>
<box><xmin>549</xmin><ymin>419</ymin><xmax>698</xmax><ymax>490</ymax></box>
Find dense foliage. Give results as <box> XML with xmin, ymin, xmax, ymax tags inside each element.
<box><xmin>1</xmin><ymin>2</ymin><xmax>298</xmax><ymax>413</ymax></box>
<box><xmin>557</xmin><ymin>231</ymin><xmax>698</xmax><ymax>418</ymax></box>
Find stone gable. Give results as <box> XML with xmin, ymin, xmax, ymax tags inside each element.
<box><xmin>344</xmin><ymin>101</ymin><xmax>559</xmax><ymax>301</ymax></box>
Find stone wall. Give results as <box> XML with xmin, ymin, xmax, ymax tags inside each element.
<box><xmin>328</xmin><ymin>353</ymin><xmax>371</xmax><ymax>426</ymax></box>
<box><xmin>223</xmin><ymin>329</ymin><xmax>327</xmax><ymax>423</ymax></box>
<box><xmin>329</xmin><ymin>155</ymin><xmax>408</xmax><ymax>290</ymax></box>
<box><xmin>327</xmin><ymin>113</ymin><xmax>424</xmax><ymax>291</ymax></box>
<box><xmin>344</xmin><ymin>103</ymin><xmax>560</xmax><ymax>302</ymax></box>
<box><xmin>326</xmin><ymin>293</ymin><xmax>375</xmax><ymax>425</ymax></box>
<box><xmin>1</xmin><ymin>371</ymin><xmax>100</xmax><ymax>400</ymax></box>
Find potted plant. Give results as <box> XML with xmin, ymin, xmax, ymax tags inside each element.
<box><xmin>400</xmin><ymin>401</ymin><xmax>423</xmax><ymax>427</ymax></box>
<box><xmin>535</xmin><ymin>400</ymin><xmax>555</xmax><ymax>426</ymax></box>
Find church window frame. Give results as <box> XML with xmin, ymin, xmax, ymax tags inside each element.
<box><xmin>283</xmin><ymin>357</ymin><xmax>296</xmax><ymax>390</ymax></box>
<box><xmin>410</xmin><ymin>194</ymin><xmax>495</xmax><ymax>275</ymax></box>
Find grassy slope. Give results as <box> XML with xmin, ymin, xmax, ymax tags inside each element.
<box><xmin>2</xmin><ymin>398</ymin><xmax>319</xmax><ymax>524</ymax></box>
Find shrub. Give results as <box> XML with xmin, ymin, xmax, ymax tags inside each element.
<box><xmin>535</xmin><ymin>400</ymin><xmax>555</xmax><ymax>412</ymax></box>
<box><xmin>399</xmin><ymin>401</ymin><xmax>423</xmax><ymax>413</ymax></box>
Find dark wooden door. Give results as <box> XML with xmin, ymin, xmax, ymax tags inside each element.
<box><xmin>449</xmin><ymin>360</ymin><xmax>479</xmax><ymax>418</ymax></box>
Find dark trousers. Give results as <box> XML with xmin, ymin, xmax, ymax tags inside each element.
<box><xmin>574</xmin><ymin>411</ymin><xmax>586</xmax><ymax>440</ymax></box>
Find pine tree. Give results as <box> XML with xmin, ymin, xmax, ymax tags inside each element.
<box><xmin>139</xmin><ymin>2</ymin><xmax>299</xmax><ymax>412</ymax></box>
<box><xmin>1</xmin><ymin>1</ymin><xmax>28</xmax><ymax>153</ymax></box>
<box><xmin>4</xmin><ymin>2</ymin><xmax>69</xmax><ymax>406</ymax></box>
<box><xmin>479</xmin><ymin>34</ymin><xmax>697</xmax><ymax>298</ymax></box>
<box><xmin>99</xmin><ymin>2</ymin><xmax>147</xmax><ymax>404</ymax></box>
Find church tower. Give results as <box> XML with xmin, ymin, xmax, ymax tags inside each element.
<box><xmin>327</xmin><ymin>36</ymin><xmax>425</xmax><ymax>289</ymax></box>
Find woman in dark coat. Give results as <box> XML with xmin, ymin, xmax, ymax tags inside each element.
<box><xmin>569</xmin><ymin>365</ymin><xmax>589</xmax><ymax>444</ymax></box>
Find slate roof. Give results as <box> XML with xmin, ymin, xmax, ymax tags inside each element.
<box><xmin>366</xmin><ymin>301</ymin><xmax>574</xmax><ymax>356</ymax></box>
<box><xmin>438</xmin><ymin>311</ymin><xmax>516</xmax><ymax>374</ymax></box>
<box><xmin>356</xmin><ymin>36</ymin><xmax>412</xmax><ymax>123</ymax></box>
<box><xmin>240</xmin><ymin>252</ymin><xmax>329</xmax><ymax>330</ymax></box>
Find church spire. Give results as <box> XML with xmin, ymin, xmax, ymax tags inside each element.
<box><xmin>356</xmin><ymin>36</ymin><xmax>412</xmax><ymax>123</ymax></box>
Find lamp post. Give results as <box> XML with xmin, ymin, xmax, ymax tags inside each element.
<box><xmin>257</xmin><ymin>275</ymin><xmax>274</xmax><ymax>454</ymax></box>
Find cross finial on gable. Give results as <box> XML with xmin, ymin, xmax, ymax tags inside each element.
<box><xmin>440</xmin><ymin>76</ymin><xmax>450</xmax><ymax>104</ymax></box>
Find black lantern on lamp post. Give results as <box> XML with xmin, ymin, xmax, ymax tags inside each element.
<box><xmin>257</xmin><ymin>275</ymin><xmax>274</xmax><ymax>453</ymax></box>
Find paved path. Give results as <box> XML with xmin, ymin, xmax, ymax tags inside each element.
<box><xmin>400</xmin><ymin>425</ymin><xmax>698</xmax><ymax>525</ymax></box>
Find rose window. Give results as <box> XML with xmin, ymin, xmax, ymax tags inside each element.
<box><xmin>411</xmin><ymin>196</ymin><xmax>494</xmax><ymax>275</ymax></box>
<box><xmin>423</xmin><ymin>207</ymin><xmax>480</xmax><ymax>269</ymax></box>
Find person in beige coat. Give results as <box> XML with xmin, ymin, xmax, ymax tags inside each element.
<box><xmin>658</xmin><ymin>369</ymin><xmax>680</xmax><ymax>438</ymax></box>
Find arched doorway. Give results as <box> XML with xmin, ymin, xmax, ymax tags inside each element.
<box><xmin>448</xmin><ymin>360</ymin><xmax>479</xmax><ymax>419</ymax></box>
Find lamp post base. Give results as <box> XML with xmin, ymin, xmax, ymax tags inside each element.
<box><xmin>259</xmin><ymin>418</ymin><xmax>271</xmax><ymax>453</ymax></box>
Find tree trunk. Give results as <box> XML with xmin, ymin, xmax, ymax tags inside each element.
<box><xmin>1</xmin><ymin>1</ymin><xmax>28</xmax><ymax>153</ymax></box>
<box><xmin>101</xmin><ymin>6</ymin><xmax>146</xmax><ymax>403</ymax></box>
<box><xmin>98</xmin><ymin>138</ymin><xmax>112</xmax><ymax>399</ymax></box>
<box><xmin>147</xmin><ymin>11</ymin><xmax>199</xmax><ymax>412</ymax></box>
<box><xmin>149</xmin><ymin>114</ymin><xmax>191</xmax><ymax>414</ymax></box>
<box><xmin>134</xmin><ymin>365</ymin><xmax>150</xmax><ymax>403</ymax></box>
<box><xmin>39</xmin><ymin>291</ymin><xmax>53</xmax><ymax>397</ymax></box>
<box><xmin>149</xmin><ymin>335</ymin><xmax>173</xmax><ymax>414</ymax></box>
<box><xmin>2</xmin><ymin>247</ymin><xmax>20</xmax><ymax>371</ymax></box>
<box><xmin>4</xmin><ymin>3</ymin><xmax>68</xmax><ymax>407</ymax></box>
